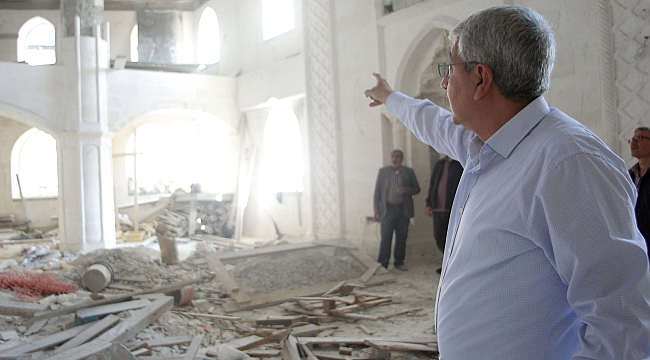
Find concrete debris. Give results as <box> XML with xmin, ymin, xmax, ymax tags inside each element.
<box><xmin>0</xmin><ymin>238</ymin><xmax>438</xmax><ymax>359</ymax></box>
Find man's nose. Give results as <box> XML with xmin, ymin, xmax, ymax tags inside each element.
<box><xmin>440</xmin><ymin>76</ymin><xmax>449</xmax><ymax>90</ymax></box>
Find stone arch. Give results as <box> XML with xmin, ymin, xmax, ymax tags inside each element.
<box><xmin>0</xmin><ymin>101</ymin><xmax>59</xmax><ymax>137</ymax></box>
<box><xmin>111</xmin><ymin>101</ymin><xmax>238</xmax><ymax>134</ymax></box>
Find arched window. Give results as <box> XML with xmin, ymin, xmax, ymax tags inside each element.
<box><xmin>198</xmin><ymin>7</ymin><xmax>220</xmax><ymax>64</ymax></box>
<box><xmin>17</xmin><ymin>17</ymin><xmax>56</xmax><ymax>65</ymax></box>
<box><xmin>262</xmin><ymin>0</ymin><xmax>294</xmax><ymax>40</ymax></box>
<box><xmin>130</xmin><ymin>25</ymin><xmax>138</xmax><ymax>62</ymax></box>
<box><xmin>11</xmin><ymin>128</ymin><xmax>58</xmax><ymax>198</ymax></box>
<box><xmin>261</xmin><ymin>100</ymin><xmax>303</xmax><ymax>193</ymax></box>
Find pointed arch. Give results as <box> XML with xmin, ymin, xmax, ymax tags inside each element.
<box><xmin>198</xmin><ymin>7</ymin><xmax>220</xmax><ymax>64</ymax></box>
<box><xmin>11</xmin><ymin>128</ymin><xmax>58</xmax><ymax>198</ymax></box>
<box><xmin>17</xmin><ymin>16</ymin><xmax>56</xmax><ymax>65</ymax></box>
<box><xmin>261</xmin><ymin>100</ymin><xmax>303</xmax><ymax>194</ymax></box>
<box><xmin>130</xmin><ymin>25</ymin><xmax>138</xmax><ymax>62</ymax></box>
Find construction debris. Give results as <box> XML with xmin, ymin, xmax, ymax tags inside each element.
<box><xmin>0</xmin><ymin>238</ymin><xmax>438</xmax><ymax>359</ymax></box>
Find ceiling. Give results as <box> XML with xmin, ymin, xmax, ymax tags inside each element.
<box><xmin>0</xmin><ymin>0</ymin><xmax>210</xmax><ymax>11</ymax></box>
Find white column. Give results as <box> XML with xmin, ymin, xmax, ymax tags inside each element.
<box><xmin>57</xmin><ymin>27</ymin><xmax>115</xmax><ymax>252</ymax></box>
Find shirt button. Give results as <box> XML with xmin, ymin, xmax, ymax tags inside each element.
<box><xmin>459</xmin><ymin>207</ymin><xmax>464</xmax><ymax>214</ymax></box>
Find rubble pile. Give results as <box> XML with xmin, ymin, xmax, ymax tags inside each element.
<box><xmin>0</xmin><ymin>237</ymin><xmax>439</xmax><ymax>359</ymax></box>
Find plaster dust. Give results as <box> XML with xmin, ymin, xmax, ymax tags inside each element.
<box><xmin>0</xmin><ymin>240</ymin><xmax>440</xmax><ymax>359</ymax></box>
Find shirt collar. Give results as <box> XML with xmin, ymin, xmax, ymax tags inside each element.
<box><xmin>485</xmin><ymin>96</ymin><xmax>551</xmax><ymax>159</ymax></box>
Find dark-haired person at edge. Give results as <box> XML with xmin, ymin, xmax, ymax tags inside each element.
<box><xmin>364</xmin><ymin>5</ymin><xmax>650</xmax><ymax>360</ymax></box>
<box><xmin>629</xmin><ymin>126</ymin><xmax>650</xmax><ymax>250</ymax></box>
<box><xmin>425</xmin><ymin>155</ymin><xmax>462</xmax><ymax>274</ymax></box>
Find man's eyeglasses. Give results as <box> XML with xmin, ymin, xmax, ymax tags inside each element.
<box><xmin>628</xmin><ymin>135</ymin><xmax>650</xmax><ymax>144</ymax></box>
<box><xmin>437</xmin><ymin>61</ymin><xmax>479</xmax><ymax>78</ymax></box>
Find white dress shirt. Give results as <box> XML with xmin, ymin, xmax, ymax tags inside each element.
<box><xmin>387</xmin><ymin>92</ymin><xmax>650</xmax><ymax>359</ymax></box>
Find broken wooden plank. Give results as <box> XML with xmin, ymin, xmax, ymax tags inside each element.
<box><xmin>298</xmin><ymin>336</ymin><xmax>437</xmax><ymax>346</ymax></box>
<box><xmin>311</xmin><ymin>238</ymin><xmax>358</xmax><ymax>249</ymax></box>
<box><xmin>379</xmin><ymin>307</ymin><xmax>423</xmax><ymax>319</ymax></box>
<box><xmin>55</xmin><ymin>314</ymin><xmax>120</xmax><ymax>353</ymax></box>
<box><xmin>322</xmin><ymin>281</ymin><xmax>346</xmax><ymax>296</ymax></box>
<box><xmin>358</xmin><ymin>324</ymin><xmax>373</xmax><ymax>335</ymax></box>
<box><xmin>296</xmin><ymin>299</ymin><xmax>316</xmax><ymax>311</ymax></box>
<box><xmin>360</xmin><ymin>263</ymin><xmax>381</xmax><ymax>283</ymax></box>
<box><xmin>244</xmin><ymin>349</ymin><xmax>281</xmax><ymax>357</ymax></box>
<box><xmin>44</xmin><ymin>339</ymin><xmax>114</xmax><ymax>360</ymax></box>
<box><xmin>131</xmin><ymin>347</ymin><xmax>152</xmax><ymax>356</ymax></box>
<box><xmin>224</xmin><ymin>335</ymin><xmax>269</xmax><ymax>351</ymax></box>
<box><xmin>179</xmin><ymin>312</ymin><xmax>242</xmax><ymax>321</ymax></box>
<box><xmin>75</xmin><ymin>298</ymin><xmax>151</xmax><ymax>325</ymax></box>
<box><xmin>96</xmin><ymin>295</ymin><xmax>174</xmax><ymax>344</ymax></box>
<box><xmin>364</xmin><ymin>339</ymin><xmax>438</xmax><ymax>352</ymax></box>
<box><xmin>335</xmin><ymin>313</ymin><xmax>379</xmax><ymax>321</ymax></box>
<box><xmin>181</xmin><ymin>335</ymin><xmax>203</xmax><ymax>360</ymax></box>
<box><xmin>327</xmin><ymin>298</ymin><xmax>392</xmax><ymax>315</ymax></box>
<box><xmin>200</xmin><ymin>244</ymin><xmax>251</xmax><ymax>304</ymax></box>
<box><xmin>1</xmin><ymin>323</ymin><xmax>93</xmax><ymax>356</ymax></box>
<box><xmin>145</xmin><ymin>335</ymin><xmax>194</xmax><ymax>348</ymax></box>
<box><xmin>256</xmin><ymin>315</ymin><xmax>321</xmax><ymax>326</ymax></box>
<box><xmin>0</xmin><ymin>300</ymin><xmax>48</xmax><ymax>317</ymax></box>
<box><xmin>281</xmin><ymin>334</ymin><xmax>303</xmax><ymax>360</ymax></box>
<box><xmin>290</xmin><ymin>324</ymin><xmax>339</xmax><ymax>337</ymax></box>
<box><xmin>28</xmin><ymin>278</ymin><xmax>200</xmax><ymax>325</ymax></box>
<box><xmin>24</xmin><ymin>318</ymin><xmax>48</xmax><ymax>335</ymax></box>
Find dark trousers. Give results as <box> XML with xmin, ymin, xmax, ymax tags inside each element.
<box><xmin>433</xmin><ymin>211</ymin><xmax>451</xmax><ymax>253</ymax></box>
<box><xmin>378</xmin><ymin>203</ymin><xmax>409</xmax><ymax>268</ymax></box>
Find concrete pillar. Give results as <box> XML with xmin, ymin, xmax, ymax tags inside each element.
<box><xmin>57</xmin><ymin>0</ymin><xmax>115</xmax><ymax>252</ymax></box>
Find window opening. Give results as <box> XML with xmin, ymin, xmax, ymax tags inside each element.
<box><xmin>198</xmin><ymin>7</ymin><xmax>220</xmax><ymax>64</ymax></box>
<box><xmin>262</xmin><ymin>0</ymin><xmax>294</xmax><ymax>40</ymax></box>
<box><xmin>125</xmin><ymin>121</ymin><xmax>231</xmax><ymax>196</ymax></box>
<box><xmin>130</xmin><ymin>25</ymin><xmax>138</xmax><ymax>62</ymax></box>
<box><xmin>18</xmin><ymin>17</ymin><xmax>56</xmax><ymax>65</ymax></box>
<box><xmin>261</xmin><ymin>100</ymin><xmax>303</xmax><ymax>195</ymax></box>
<box><xmin>11</xmin><ymin>128</ymin><xmax>58</xmax><ymax>198</ymax></box>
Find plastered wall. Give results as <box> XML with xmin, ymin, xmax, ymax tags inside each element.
<box><xmin>0</xmin><ymin>0</ymin><xmax>646</xmax><ymax>262</ymax></box>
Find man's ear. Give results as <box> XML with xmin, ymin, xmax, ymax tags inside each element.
<box><xmin>474</xmin><ymin>64</ymin><xmax>493</xmax><ymax>101</ymax></box>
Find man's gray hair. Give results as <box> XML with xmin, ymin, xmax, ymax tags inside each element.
<box><xmin>450</xmin><ymin>5</ymin><xmax>555</xmax><ymax>103</ymax></box>
<box><xmin>391</xmin><ymin>149</ymin><xmax>404</xmax><ymax>158</ymax></box>
<box><xmin>635</xmin><ymin>126</ymin><xmax>650</xmax><ymax>132</ymax></box>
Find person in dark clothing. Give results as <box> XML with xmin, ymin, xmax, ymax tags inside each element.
<box><xmin>425</xmin><ymin>155</ymin><xmax>463</xmax><ymax>273</ymax></box>
<box><xmin>373</xmin><ymin>149</ymin><xmax>420</xmax><ymax>270</ymax></box>
<box><xmin>629</xmin><ymin>126</ymin><xmax>650</xmax><ymax>249</ymax></box>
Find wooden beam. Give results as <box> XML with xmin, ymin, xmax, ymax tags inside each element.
<box><xmin>146</xmin><ymin>335</ymin><xmax>194</xmax><ymax>348</ymax></box>
<box><xmin>55</xmin><ymin>314</ymin><xmax>120</xmax><ymax>353</ymax></box>
<box><xmin>182</xmin><ymin>335</ymin><xmax>203</xmax><ymax>360</ymax></box>
<box><xmin>364</xmin><ymin>339</ymin><xmax>438</xmax><ymax>352</ymax></box>
<box><xmin>1</xmin><ymin>323</ymin><xmax>93</xmax><ymax>357</ymax></box>
<box><xmin>28</xmin><ymin>277</ymin><xmax>200</xmax><ymax>325</ymax></box>
<box><xmin>0</xmin><ymin>300</ymin><xmax>48</xmax><ymax>317</ymax></box>
<box><xmin>96</xmin><ymin>296</ymin><xmax>173</xmax><ymax>344</ymax></box>
<box><xmin>200</xmin><ymin>244</ymin><xmax>251</xmax><ymax>304</ymax></box>
<box><xmin>224</xmin><ymin>335</ymin><xmax>269</xmax><ymax>351</ymax></box>
<box><xmin>75</xmin><ymin>298</ymin><xmax>151</xmax><ymax>325</ymax></box>
<box><xmin>360</xmin><ymin>263</ymin><xmax>381</xmax><ymax>283</ymax></box>
<box><xmin>44</xmin><ymin>339</ymin><xmax>114</xmax><ymax>360</ymax></box>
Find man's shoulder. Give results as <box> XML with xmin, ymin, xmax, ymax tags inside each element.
<box><xmin>534</xmin><ymin>109</ymin><xmax>612</xmax><ymax>158</ymax></box>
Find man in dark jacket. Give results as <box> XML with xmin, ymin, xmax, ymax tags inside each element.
<box><xmin>629</xmin><ymin>126</ymin><xmax>650</xmax><ymax>250</ymax></box>
<box><xmin>373</xmin><ymin>149</ymin><xmax>420</xmax><ymax>270</ymax></box>
<box><xmin>425</xmin><ymin>155</ymin><xmax>463</xmax><ymax>273</ymax></box>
